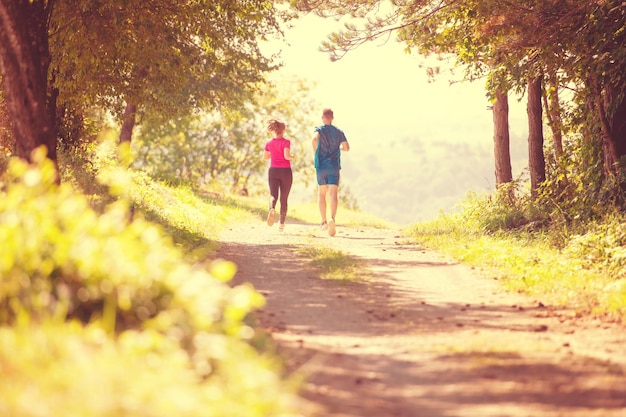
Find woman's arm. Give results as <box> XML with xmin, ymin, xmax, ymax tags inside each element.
<box><xmin>284</xmin><ymin>147</ymin><xmax>293</xmax><ymax>161</ymax></box>
<box><xmin>263</xmin><ymin>150</ymin><xmax>271</xmax><ymax>160</ymax></box>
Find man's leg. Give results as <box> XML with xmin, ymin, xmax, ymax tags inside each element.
<box><xmin>318</xmin><ymin>184</ymin><xmax>328</xmax><ymax>224</ymax></box>
<box><xmin>328</xmin><ymin>184</ymin><xmax>339</xmax><ymax>220</ymax></box>
<box><xmin>326</xmin><ymin>184</ymin><xmax>339</xmax><ymax>236</ymax></box>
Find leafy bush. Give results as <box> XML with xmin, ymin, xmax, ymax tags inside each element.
<box><xmin>1</xmin><ymin>149</ymin><xmax>254</xmax><ymax>333</ymax></box>
<box><xmin>565</xmin><ymin>216</ymin><xmax>626</xmax><ymax>274</ymax></box>
<box><xmin>456</xmin><ymin>181</ymin><xmax>535</xmax><ymax>233</ymax></box>
<box><xmin>0</xmin><ymin>322</ymin><xmax>302</xmax><ymax>417</ymax></box>
<box><xmin>563</xmin><ymin>217</ymin><xmax>626</xmax><ymax>313</ymax></box>
<box><xmin>0</xmin><ymin>148</ymin><xmax>304</xmax><ymax>416</ymax></box>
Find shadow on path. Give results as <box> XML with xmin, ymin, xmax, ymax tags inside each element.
<box><xmin>214</xmin><ymin>223</ymin><xmax>626</xmax><ymax>417</ymax></box>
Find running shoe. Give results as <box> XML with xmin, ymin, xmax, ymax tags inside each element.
<box><xmin>267</xmin><ymin>208</ymin><xmax>275</xmax><ymax>226</ymax></box>
<box><xmin>328</xmin><ymin>218</ymin><xmax>336</xmax><ymax>236</ymax></box>
<box><xmin>320</xmin><ymin>221</ymin><xmax>328</xmax><ymax>231</ymax></box>
<box><xmin>279</xmin><ymin>223</ymin><xmax>285</xmax><ymax>232</ymax></box>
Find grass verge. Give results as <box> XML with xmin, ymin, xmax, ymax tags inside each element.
<box><xmin>405</xmin><ymin>213</ymin><xmax>626</xmax><ymax>322</ymax></box>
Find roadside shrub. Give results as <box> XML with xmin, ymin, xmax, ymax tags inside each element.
<box><xmin>0</xmin><ymin>148</ymin><xmax>303</xmax><ymax>416</ymax></box>
<box><xmin>456</xmin><ymin>181</ymin><xmax>532</xmax><ymax>233</ymax></box>
<box><xmin>0</xmin><ymin>148</ymin><xmax>260</xmax><ymax>336</ymax></box>
<box><xmin>565</xmin><ymin>216</ymin><xmax>626</xmax><ymax>275</ymax></box>
<box><xmin>564</xmin><ymin>217</ymin><xmax>626</xmax><ymax>314</ymax></box>
<box><xmin>0</xmin><ymin>322</ymin><xmax>302</xmax><ymax>417</ymax></box>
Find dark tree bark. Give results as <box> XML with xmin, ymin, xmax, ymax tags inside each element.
<box><xmin>119</xmin><ymin>102</ymin><xmax>137</xmax><ymax>143</ymax></box>
<box><xmin>590</xmin><ymin>78</ymin><xmax>620</xmax><ymax>177</ymax></box>
<box><xmin>0</xmin><ymin>85</ymin><xmax>13</xmax><ymax>154</ymax></box>
<box><xmin>0</xmin><ymin>0</ymin><xmax>57</xmax><ymax>164</ymax></box>
<box><xmin>542</xmin><ymin>70</ymin><xmax>570</xmax><ymax>197</ymax></box>
<box><xmin>527</xmin><ymin>76</ymin><xmax>545</xmax><ymax>198</ymax></box>
<box><xmin>606</xmin><ymin>86</ymin><xmax>626</xmax><ymax>164</ymax></box>
<box><xmin>493</xmin><ymin>88</ymin><xmax>513</xmax><ymax>186</ymax></box>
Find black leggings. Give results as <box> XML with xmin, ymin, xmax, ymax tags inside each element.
<box><xmin>268</xmin><ymin>167</ymin><xmax>293</xmax><ymax>224</ymax></box>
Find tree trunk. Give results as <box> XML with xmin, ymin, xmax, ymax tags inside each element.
<box><xmin>0</xmin><ymin>1</ymin><xmax>56</xmax><ymax>163</ymax></box>
<box><xmin>590</xmin><ymin>78</ymin><xmax>620</xmax><ymax>177</ymax></box>
<box><xmin>543</xmin><ymin>68</ymin><xmax>563</xmax><ymax>157</ymax></box>
<box><xmin>493</xmin><ymin>88</ymin><xmax>513</xmax><ymax>186</ymax></box>
<box><xmin>606</xmin><ymin>85</ymin><xmax>626</xmax><ymax>164</ymax></box>
<box><xmin>528</xmin><ymin>76</ymin><xmax>546</xmax><ymax>198</ymax></box>
<box><xmin>119</xmin><ymin>102</ymin><xmax>138</xmax><ymax>143</ymax></box>
<box><xmin>542</xmin><ymin>69</ymin><xmax>570</xmax><ymax>197</ymax></box>
<box><xmin>0</xmin><ymin>88</ymin><xmax>13</xmax><ymax>154</ymax></box>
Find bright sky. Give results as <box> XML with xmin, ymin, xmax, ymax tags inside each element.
<box><xmin>270</xmin><ymin>13</ymin><xmax>528</xmax><ymax>224</ymax></box>
<box><xmin>274</xmin><ymin>14</ymin><xmax>527</xmax><ymax>140</ymax></box>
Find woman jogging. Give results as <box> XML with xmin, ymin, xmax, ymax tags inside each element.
<box><xmin>264</xmin><ymin>119</ymin><xmax>293</xmax><ymax>231</ymax></box>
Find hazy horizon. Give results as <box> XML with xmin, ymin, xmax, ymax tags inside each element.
<box><xmin>273</xmin><ymin>14</ymin><xmax>529</xmax><ymax>225</ymax></box>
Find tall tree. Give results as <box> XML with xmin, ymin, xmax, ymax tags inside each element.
<box><xmin>543</xmin><ymin>68</ymin><xmax>564</xmax><ymax>158</ymax></box>
<box><xmin>51</xmin><ymin>0</ymin><xmax>289</xmax><ymax>144</ymax></box>
<box><xmin>527</xmin><ymin>76</ymin><xmax>545</xmax><ymax>197</ymax></box>
<box><xmin>492</xmin><ymin>88</ymin><xmax>513</xmax><ymax>186</ymax></box>
<box><xmin>0</xmin><ymin>80</ymin><xmax>13</xmax><ymax>158</ymax></box>
<box><xmin>0</xmin><ymin>1</ymin><xmax>56</xmax><ymax>163</ymax></box>
<box><xmin>559</xmin><ymin>2</ymin><xmax>626</xmax><ymax>180</ymax></box>
<box><xmin>0</xmin><ymin>0</ymin><xmax>288</xmax><ymax>168</ymax></box>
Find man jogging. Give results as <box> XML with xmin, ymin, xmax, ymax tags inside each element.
<box><xmin>312</xmin><ymin>108</ymin><xmax>350</xmax><ymax>237</ymax></box>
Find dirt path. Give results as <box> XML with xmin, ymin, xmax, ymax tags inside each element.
<box><xmin>214</xmin><ymin>220</ymin><xmax>626</xmax><ymax>417</ymax></box>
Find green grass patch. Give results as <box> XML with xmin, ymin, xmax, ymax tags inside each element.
<box><xmin>296</xmin><ymin>245</ymin><xmax>369</xmax><ymax>283</ymax></box>
<box><xmin>406</xmin><ymin>213</ymin><xmax>626</xmax><ymax>321</ymax></box>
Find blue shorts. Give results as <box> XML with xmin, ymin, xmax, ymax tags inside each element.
<box><xmin>316</xmin><ymin>168</ymin><xmax>340</xmax><ymax>186</ymax></box>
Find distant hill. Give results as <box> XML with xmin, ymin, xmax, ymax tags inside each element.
<box><xmin>342</xmin><ymin>132</ymin><xmax>528</xmax><ymax>225</ymax></box>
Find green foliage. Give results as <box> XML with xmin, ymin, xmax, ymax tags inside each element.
<box><xmin>564</xmin><ymin>217</ymin><xmax>626</xmax><ymax>283</ymax></box>
<box><xmin>1</xmin><ymin>148</ymin><xmax>254</xmax><ymax>332</ymax></box>
<box><xmin>50</xmin><ymin>0</ymin><xmax>290</xmax><ymax>125</ymax></box>
<box><xmin>133</xmin><ymin>111</ymin><xmax>266</xmax><ymax>193</ymax></box>
<box><xmin>0</xmin><ymin>147</ymin><xmax>304</xmax><ymax>416</ymax></box>
<box><xmin>57</xmin><ymin>105</ymin><xmax>104</xmax><ymax>154</ymax></box>
<box><xmin>132</xmin><ymin>75</ymin><xmax>319</xmax><ymax>195</ymax></box>
<box><xmin>58</xmin><ymin>143</ymin><xmax>115</xmax><ymax>215</ymax></box>
<box><xmin>71</xmin><ymin>129</ymin><xmax>274</xmax><ymax>250</ymax></box>
<box><xmin>455</xmin><ymin>181</ymin><xmax>533</xmax><ymax>234</ymax></box>
<box><xmin>0</xmin><ymin>322</ymin><xmax>302</xmax><ymax>417</ymax></box>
